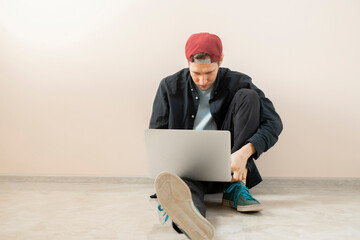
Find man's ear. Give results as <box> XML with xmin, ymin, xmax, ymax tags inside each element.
<box><xmin>218</xmin><ymin>54</ymin><xmax>224</xmax><ymax>66</ymax></box>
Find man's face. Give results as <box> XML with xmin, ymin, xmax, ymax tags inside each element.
<box><xmin>188</xmin><ymin>55</ymin><xmax>223</xmax><ymax>91</ymax></box>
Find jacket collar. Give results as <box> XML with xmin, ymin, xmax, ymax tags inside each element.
<box><xmin>186</xmin><ymin>67</ymin><xmax>223</xmax><ymax>98</ymax></box>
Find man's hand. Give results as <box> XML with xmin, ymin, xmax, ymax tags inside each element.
<box><xmin>230</xmin><ymin>142</ymin><xmax>256</xmax><ymax>184</ymax></box>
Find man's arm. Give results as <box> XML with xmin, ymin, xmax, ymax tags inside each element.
<box><xmin>149</xmin><ymin>79</ymin><xmax>170</xmax><ymax>129</ymax></box>
<box><xmin>148</xmin><ymin>79</ymin><xmax>170</xmax><ymax>199</ymax></box>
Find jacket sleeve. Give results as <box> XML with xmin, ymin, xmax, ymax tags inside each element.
<box><xmin>245</xmin><ymin>79</ymin><xmax>283</xmax><ymax>159</ymax></box>
<box><xmin>149</xmin><ymin>79</ymin><xmax>170</xmax><ymax>129</ymax></box>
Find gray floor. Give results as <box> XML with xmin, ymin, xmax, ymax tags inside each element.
<box><xmin>0</xmin><ymin>177</ymin><xmax>359</xmax><ymax>240</ymax></box>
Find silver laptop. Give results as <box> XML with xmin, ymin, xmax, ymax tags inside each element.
<box><xmin>145</xmin><ymin>129</ymin><xmax>232</xmax><ymax>182</ymax></box>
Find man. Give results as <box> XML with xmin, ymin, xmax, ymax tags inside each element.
<box><xmin>149</xmin><ymin>32</ymin><xmax>283</xmax><ymax>239</ymax></box>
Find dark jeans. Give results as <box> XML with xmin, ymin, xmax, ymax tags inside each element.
<box><xmin>183</xmin><ymin>88</ymin><xmax>262</xmax><ymax>218</ymax></box>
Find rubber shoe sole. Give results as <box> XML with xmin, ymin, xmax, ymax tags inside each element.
<box><xmin>222</xmin><ymin>199</ymin><xmax>263</xmax><ymax>212</ymax></box>
<box><xmin>155</xmin><ymin>172</ymin><xmax>215</xmax><ymax>240</ymax></box>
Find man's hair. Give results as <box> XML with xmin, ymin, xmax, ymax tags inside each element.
<box><xmin>192</xmin><ymin>53</ymin><xmax>220</xmax><ymax>65</ymax></box>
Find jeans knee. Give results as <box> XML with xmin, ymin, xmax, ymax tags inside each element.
<box><xmin>234</xmin><ymin>89</ymin><xmax>260</xmax><ymax>106</ymax></box>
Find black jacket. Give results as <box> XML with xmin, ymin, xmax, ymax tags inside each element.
<box><xmin>149</xmin><ymin>67</ymin><xmax>283</xmax><ymax>159</ymax></box>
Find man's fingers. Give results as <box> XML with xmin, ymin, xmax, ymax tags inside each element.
<box><xmin>241</xmin><ymin>172</ymin><xmax>246</xmax><ymax>185</ymax></box>
<box><xmin>233</xmin><ymin>170</ymin><xmax>240</xmax><ymax>180</ymax></box>
<box><xmin>242</xmin><ymin>168</ymin><xmax>248</xmax><ymax>185</ymax></box>
<box><xmin>231</xmin><ymin>169</ymin><xmax>249</xmax><ymax>184</ymax></box>
<box><xmin>230</xmin><ymin>162</ymin><xmax>237</xmax><ymax>171</ymax></box>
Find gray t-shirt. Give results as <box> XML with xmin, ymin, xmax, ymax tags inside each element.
<box><xmin>193</xmin><ymin>86</ymin><xmax>217</xmax><ymax>130</ymax></box>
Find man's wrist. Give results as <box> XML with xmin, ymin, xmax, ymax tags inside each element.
<box><xmin>244</xmin><ymin>142</ymin><xmax>256</xmax><ymax>158</ymax></box>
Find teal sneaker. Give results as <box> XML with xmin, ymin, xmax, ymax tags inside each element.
<box><xmin>222</xmin><ymin>181</ymin><xmax>263</xmax><ymax>212</ymax></box>
<box><xmin>155</xmin><ymin>172</ymin><xmax>215</xmax><ymax>240</ymax></box>
<box><xmin>157</xmin><ymin>204</ymin><xmax>191</xmax><ymax>239</ymax></box>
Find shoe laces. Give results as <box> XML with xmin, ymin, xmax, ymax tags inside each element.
<box><xmin>157</xmin><ymin>204</ymin><xmax>190</xmax><ymax>239</ymax></box>
<box><xmin>225</xmin><ymin>182</ymin><xmax>256</xmax><ymax>208</ymax></box>
<box><xmin>157</xmin><ymin>204</ymin><xmax>169</xmax><ymax>224</ymax></box>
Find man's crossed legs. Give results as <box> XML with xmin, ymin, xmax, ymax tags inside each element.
<box><xmin>153</xmin><ymin>89</ymin><xmax>263</xmax><ymax>239</ymax></box>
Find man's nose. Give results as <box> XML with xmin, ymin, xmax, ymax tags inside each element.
<box><xmin>199</xmin><ymin>75</ymin><xmax>207</xmax><ymax>85</ymax></box>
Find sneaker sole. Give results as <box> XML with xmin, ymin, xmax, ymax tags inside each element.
<box><xmin>155</xmin><ymin>172</ymin><xmax>215</xmax><ymax>240</ymax></box>
<box><xmin>222</xmin><ymin>199</ymin><xmax>263</xmax><ymax>212</ymax></box>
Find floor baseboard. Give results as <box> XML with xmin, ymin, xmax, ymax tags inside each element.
<box><xmin>0</xmin><ymin>175</ymin><xmax>359</xmax><ymax>186</ymax></box>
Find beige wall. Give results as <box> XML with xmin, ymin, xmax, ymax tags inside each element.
<box><xmin>0</xmin><ymin>0</ymin><xmax>359</xmax><ymax>178</ymax></box>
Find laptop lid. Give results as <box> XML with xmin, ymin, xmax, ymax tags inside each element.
<box><xmin>145</xmin><ymin>129</ymin><xmax>232</xmax><ymax>182</ymax></box>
